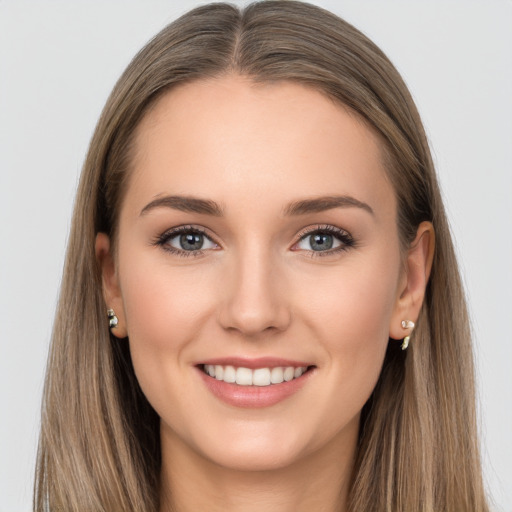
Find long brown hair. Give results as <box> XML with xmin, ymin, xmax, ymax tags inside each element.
<box><xmin>34</xmin><ymin>2</ymin><xmax>489</xmax><ymax>510</ymax></box>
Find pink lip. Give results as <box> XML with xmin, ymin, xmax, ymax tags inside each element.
<box><xmin>195</xmin><ymin>360</ymin><xmax>316</xmax><ymax>409</ymax></box>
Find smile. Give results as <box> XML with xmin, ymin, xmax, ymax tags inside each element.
<box><xmin>197</xmin><ymin>359</ymin><xmax>316</xmax><ymax>408</ymax></box>
<box><xmin>202</xmin><ymin>364</ymin><xmax>308</xmax><ymax>386</ymax></box>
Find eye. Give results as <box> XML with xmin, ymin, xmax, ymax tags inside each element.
<box><xmin>297</xmin><ymin>232</ymin><xmax>340</xmax><ymax>251</ymax></box>
<box><xmin>168</xmin><ymin>231</ymin><xmax>217</xmax><ymax>251</ymax></box>
<box><xmin>293</xmin><ymin>225</ymin><xmax>354</xmax><ymax>255</ymax></box>
<box><xmin>155</xmin><ymin>226</ymin><xmax>218</xmax><ymax>256</ymax></box>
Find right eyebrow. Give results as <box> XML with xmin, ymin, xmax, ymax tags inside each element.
<box><xmin>139</xmin><ymin>195</ymin><xmax>224</xmax><ymax>217</ymax></box>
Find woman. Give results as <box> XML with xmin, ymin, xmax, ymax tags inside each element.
<box><xmin>34</xmin><ymin>1</ymin><xmax>489</xmax><ymax>511</ymax></box>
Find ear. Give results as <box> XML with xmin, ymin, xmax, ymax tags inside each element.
<box><xmin>389</xmin><ymin>221</ymin><xmax>435</xmax><ymax>340</ymax></box>
<box><xmin>95</xmin><ymin>233</ymin><xmax>128</xmax><ymax>338</ymax></box>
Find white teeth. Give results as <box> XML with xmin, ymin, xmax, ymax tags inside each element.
<box><xmin>223</xmin><ymin>365</ymin><xmax>236</xmax><ymax>383</ymax></box>
<box><xmin>270</xmin><ymin>367</ymin><xmax>284</xmax><ymax>384</ymax></box>
<box><xmin>214</xmin><ymin>365</ymin><xmax>224</xmax><ymax>380</ymax></box>
<box><xmin>236</xmin><ymin>367</ymin><xmax>253</xmax><ymax>386</ymax></box>
<box><xmin>284</xmin><ymin>367</ymin><xmax>295</xmax><ymax>381</ymax></box>
<box><xmin>253</xmin><ymin>368</ymin><xmax>271</xmax><ymax>386</ymax></box>
<box><xmin>203</xmin><ymin>364</ymin><xmax>308</xmax><ymax>386</ymax></box>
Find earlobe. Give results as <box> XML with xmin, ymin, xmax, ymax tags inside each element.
<box><xmin>95</xmin><ymin>233</ymin><xmax>128</xmax><ymax>338</ymax></box>
<box><xmin>389</xmin><ymin>221</ymin><xmax>435</xmax><ymax>341</ymax></box>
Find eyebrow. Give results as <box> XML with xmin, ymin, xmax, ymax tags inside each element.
<box><xmin>139</xmin><ymin>194</ymin><xmax>373</xmax><ymax>217</ymax></box>
<box><xmin>140</xmin><ymin>195</ymin><xmax>224</xmax><ymax>216</ymax></box>
<box><xmin>284</xmin><ymin>196</ymin><xmax>374</xmax><ymax>216</ymax></box>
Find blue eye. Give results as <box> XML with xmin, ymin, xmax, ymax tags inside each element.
<box><xmin>156</xmin><ymin>226</ymin><xmax>218</xmax><ymax>255</ymax></box>
<box><xmin>294</xmin><ymin>226</ymin><xmax>354</xmax><ymax>255</ymax></box>
<box><xmin>169</xmin><ymin>232</ymin><xmax>217</xmax><ymax>251</ymax></box>
<box><xmin>299</xmin><ymin>233</ymin><xmax>338</xmax><ymax>251</ymax></box>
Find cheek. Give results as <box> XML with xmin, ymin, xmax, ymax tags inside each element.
<box><xmin>298</xmin><ymin>250</ymin><xmax>399</xmax><ymax>345</ymax></box>
<box><xmin>293</xmin><ymin>251</ymin><xmax>400</xmax><ymax>408</ymax></box>
<box><xmin>329</xmin><ymin>273</ymin><xmax>394</xmax><ymax>396</ymax></box>
<box><xmin>116</xmin><ymin>250</ymin><xmax>217</xmax><ymax>397</ymax></box>
<box><xmin>120</xmin><ymin>253</ymin><xmax>213</xmax><ymax>342</ymax></box>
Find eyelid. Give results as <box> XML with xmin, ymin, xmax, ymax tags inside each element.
<box><xmin>291</xmin><ymin>224</ymin><xmax>355</xmax><ymax>256</ymax></box>
<box><xmin>152</xmin><ymin>223</ymin><xmax>355</xmax><ymax>258</ymax></box>
<box><xmin>153</xmin><ymin>224</ymin><xmax>220</xmax><ymax>257</ymax></box>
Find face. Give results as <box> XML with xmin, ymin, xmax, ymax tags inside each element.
<box><xmin>102</xmin><ymin>76</ymin><xmax>408</xmax><ymax>472</ymax></box>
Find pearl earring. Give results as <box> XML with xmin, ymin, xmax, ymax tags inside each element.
<box><xmin>107</xmin><ymin>309</ymin><xmax>119</xmax><ymax>329</ymax></box>
<box><xmin>401</xmin><ymin>320</ymin><xmax>415</xmax><ymax>350</ymax></box>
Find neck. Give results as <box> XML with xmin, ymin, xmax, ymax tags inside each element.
<box><xmin>159</xmin><ymin>421</ymin><xmax>357</xmax><ymax>512</ymax></box>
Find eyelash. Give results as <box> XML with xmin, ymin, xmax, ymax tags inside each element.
<box><xmin>293</xmin><ymin>224</ymin><xmax>355</xmax><ymax>258</ymax></box>
<box><xmin>153</xmin><ymin>225</ymin><xmax>217</xmax><ymax>258</ymax></box>
<box><xmin>153</xmin><ymin>224</ymin><xmax>355</xmax><ymax>258</ymax></box>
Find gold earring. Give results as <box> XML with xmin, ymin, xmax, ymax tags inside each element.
<box><xmin>401</xmin><ymin>320</ymin><xmax>415</xmax><ymax>350</ymax></box>
<box><xmin>107</xmin><ymin>308</ymin><xmax>119</xmax><ymax>329</ymax></box>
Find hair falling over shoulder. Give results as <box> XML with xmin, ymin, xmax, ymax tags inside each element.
<box><xmin>34</xmin><ymin>2</ymin><xmax>489</xmax><ymax>511</ymax></box>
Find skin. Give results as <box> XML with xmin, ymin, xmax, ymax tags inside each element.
<box><xmin>97</xmin><ymin>75</ymin><xmax>434</xmax><ymax>512</ymax></box>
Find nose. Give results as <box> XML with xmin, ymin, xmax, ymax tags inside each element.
<box><xmin>217</xmin><ymin>246</ymin><xmax>291</xmax><ymax>337</ymax></box>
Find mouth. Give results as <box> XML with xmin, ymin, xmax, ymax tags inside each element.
<box><xmin>200</xmin><ymin>364</ymin><xmax>312</xmax><ymax>386</ymax></box>
<box><xmin>196</xmin><ymin>359</ymin><xmax>316</xmax><ymax>408</ymax></box>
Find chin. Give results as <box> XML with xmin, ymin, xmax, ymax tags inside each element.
<box><xmin>183</xmin><ymin>417</ymin><xmax>335</xmax><ymax>474</ymax></box>
<box><xmin>202</xmin><ymin>441</ymin><xmax>306</xmax><ymax>473</ymax></box>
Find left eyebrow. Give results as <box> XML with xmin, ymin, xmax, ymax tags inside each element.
<box><xmin>283</xmin><ymin>195</ymin><xmax>374</xmax><ymax>216</ymax></box>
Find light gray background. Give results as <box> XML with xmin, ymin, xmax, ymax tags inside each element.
<box><xmin>1</xmin><ymin>1</ymin><xmax>511</xmax><ymax>510</ymax></box>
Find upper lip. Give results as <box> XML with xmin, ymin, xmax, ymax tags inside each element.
<box><xmin>197</xmin><ymin>357</ymin><xmax>314</xmax><ymax>369</ymax></box>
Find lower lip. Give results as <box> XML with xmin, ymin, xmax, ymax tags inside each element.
<box><xmin>197</xmin><ymin>367</ymin><xmax>315</xmax><ymax>408</ymax></box>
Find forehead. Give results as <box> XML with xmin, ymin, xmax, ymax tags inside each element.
<box><xmin>125</xmin><ymin>75</ymin><xmax>395</xmax><ymax>219</ymax></box>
